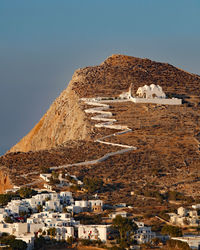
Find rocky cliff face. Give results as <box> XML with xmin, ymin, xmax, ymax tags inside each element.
<box><xmin>9</xmin><ymin>54</ymin><xmax>200</xmax><ymax>153</ymax></box>
<box><xmin>0</xmin><ymin>169</ymin><xmax>13</xmax><ymax>193</ymax></box>
<box><xmin>9</xmin><ymin>79</ymin><xmax>92</xmax><ymax>152</ymax></box>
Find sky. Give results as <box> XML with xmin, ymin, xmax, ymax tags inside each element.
<box><xmin>0</xmin><ymin>0</ymin><xmax>200</xmax><ymax>155</ymax></box>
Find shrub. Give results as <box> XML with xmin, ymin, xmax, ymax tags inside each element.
<box><xmin>159</xmin><ymin>211</ymin><xmax>170</xmax><ymax>221</ymax></box>
<box><xmin>83</xmin><ymin>177</ymin><xmax>103</xmax><ymax>193</ymax></box>
<box><xmin>4</xmin><ymin>216</ymin><xmax>14</xmax><ymax>224</ymax></box>
<box><xmin>161</xmin><ymin>225</ymin><xmax>182</xmax><ymax>237</ymax></box>
<box><xmin>80</xmin><ymin>239</ymin><xmax>91</xmax><ymax>246</ymax></box>
<box><xmin>17</xmin><ymin>187</ymin><xmax>37</xmax><ymax>198</ymax></box>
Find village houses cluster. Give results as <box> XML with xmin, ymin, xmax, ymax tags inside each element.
<box><xmin>1</xmin><ymin>171</ymin><xmax>200</xmax><ymax>249</ymax></box>
<box><xmin>0</xmin><ymin>189</ymin><xmax>106</xmax><ymax>249</ymax></box>
<box><xmin>0</xmin><ymin>185</ymin><xmax>162</xmax><ymax>250</ymax></box>
<box><xmin>168</xmin><ymin>205</ymin><xmax>200</xmax><ymax>227</ymax></box>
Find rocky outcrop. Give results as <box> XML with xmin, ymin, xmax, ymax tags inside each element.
<box><xmin>0</xmin><ymin>169</ymin><xmax>13</xmax><ymax>194</ymax></box>
<box><xmin>9</xmin><ymin>79</ymin><xmax>92</xmax><ymax>152</ymax></box>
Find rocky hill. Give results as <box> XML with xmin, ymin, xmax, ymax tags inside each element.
<box><xmin>1</xmin><ymin>54</ymin><xmax>200</xmax><ymax>213</ymax></box>
<box><xmin>9</xmin><ymin>54</ymin><xmax>200</xmax><ymax>152</ymax></box>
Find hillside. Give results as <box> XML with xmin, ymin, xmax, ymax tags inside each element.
<box><xmin>1</xmin><ymin>54</ymin><xmax>200</xmax><ymax>213</ymax></box>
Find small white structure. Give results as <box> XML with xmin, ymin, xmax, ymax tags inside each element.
<box><xmin>75</xmin><ymin>200</ymin><xmax>89</xmax><ymax>208</ymax></box>
<box><xmin>89</xmin><ymin>200</ymin><xmax>103</xmax><ymax>209</ymax></box>
<box><xmin>44</xmin><ymin>183</ymin><xmax>53</xmax><ymax>191</ymax></box>
<box><xmin>78</xmin><ymin>225</ymin><xmax>109</xmax><ymax>242</ymax></box>
<box><xmin>119</xmin><ymin>91</ymin><xmax>131</xmax><ymax>100</ymax></box>
<box><xmin>192</xmin><ymin>204</ymin><xmax>200</xmax><ymax>210</ymax></box>
<box><xmin>109</xmin><ymin>211</ymin><xmax>127</xmax><ymax>219</ymax></box>
<box><xmin>133</xmin><ymin>221</ymin><xmax>156</xmax><ymax>244</ymax></box>
<box><xmin>40</xmin><ymin>174</ymin><xmax>51</xmax><ymax>182</ymax></box>
<box><xmin>177</xmin><ymin>207</ymin><xmax>188</xmax><ymax>217</ymax></box>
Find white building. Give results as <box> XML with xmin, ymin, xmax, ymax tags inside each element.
<box><xmin>133</xmin><ymin>222</ymin><xmax>156</xmax><ymax>244</ymax></box>
<box><xmin>0</xmin><ymin>223</ymin><xmax>28</xmax><ymax>236</ymax></box>
<box><xmin>136</xmin><ymin>84</ymin><xmax>166</xmax><ymax>99</ymax></box>
<box><xmin>44</xmin><ymin>183</ymin><xmax>53</xmax><ymax>191</ymax></box>
<box><xmin>109</xmin><ymin>211</ymin><xmax>127</xmax><ymax>219</ymax></box>
<box><xmin>40</xmin><ymin>174</ymin><xmax>51</xmax><ymax>182</ymax></box>
<box><xmin>60</xmin><ymin>191</ymin><xmax>74</xmax><ymax>205</ymax></box>
<box><xmin>89</xmin><ymin>200</ymin><xmax>103</xmax><ymax>212</ymax></box>
<box><xmin>177</xmin><ymin>207</ymin><xmax>188</xmax><ymax>217</ymax></box>
<box><xmin>78</xmin><ymin>225</ymin><xmax>109</xmax><ymax>242</ymax></box>
<box><xmin>75</xmin><ymin>200</ymin><xmax>89</xmax><ymax>208</ymax></box>
<box><xmin>169</xmin><ymin>207</ymin><xmax>199</xmax><ymax>226</ymax></box>
<box><xmin>131</xmin><ymin>84</ymin><xmax>182</xmax><ymax>105</ymax></box>
<box><xmin>5</xmin><ymin>200</ymin><xmax>31</xmax><ymax>215</ymax></box>
<box><xmin>66</xmin><ymin>205</ymin><xmax>83</xmax><ymax>214</ymax></box>
<box><xmin>192</xmin><ymin>204</ymin><xmax>200</xmax><ymax>210</ymax></box>
<box><xmin>44</xmin><ymin>200</ymin><xmax>62</xmax><ymax>212</ymax></box>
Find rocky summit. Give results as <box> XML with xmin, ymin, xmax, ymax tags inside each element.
<box><xmin>1</xmin><ymin>54</ymin><xmax>200</xmax><ymax>212</ymax></box>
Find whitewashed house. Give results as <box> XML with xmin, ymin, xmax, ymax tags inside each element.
<box><xmin>44</xmin><ymin>200</ymin><xmax>62</xmax><ymax>212</ymax></box>
<box><xmin>0</xmin><ymin>208</ymin><xmax>8</xmax><ymax>222</ymax></box>
<box><xmin>0</xmin><ymin>223</ymin><xmax>28</xmax><ymax>236</ymax></box>
<box><xmin>177</xmin><ymin>207</ymin><xmax>188</xmax><ymax>217</ymax></box>
<box><xmin>65</xmin><ymin>205</ymin><xmax>83</xmax><ymax>214</ymax></box>
<box><xmin>60</xmin><ymin>191</ymin><xmax>74</xmax><ymax>205</ymax></box>
<box><xmin>133</xmin><ymin>221</ymin><xmax>156</xmax><ymax>244</ymax></box>
<box><xmin>169</xmin><ymin>207</ymin><xmax>199</xmax><ymax>226</ymax></box>
<box><xmin>109</xmin><ymin>211</ymin><xmax>127</xmax><ymax>219</ymax></box>
<box><xmin>43</xmin><ymin>183</ymin><xmax>53</xmax><ymax>191</ymax></box>
<box><xmin>89</xmin><ymin>200</ymin><xmax>103</xmax><ymax>210</ymax></box>
<box><xmin>192</xmin><ymin>204</ymin><xmax>200</xmax><ymax>210</ymax></box>
<box><xmin>5</xmin><ymin>200</ymin><xmax>31</xmax><ymax>215</ymax></box>
<box><xmin>78</xmin><ymin>225</ymin><xmax>109</xmax><ymax>242</ymax></box>
<box><xmin>40</xmin><ymin>174</ymin><xmax>51</xmax><ymax>182</ymax></box>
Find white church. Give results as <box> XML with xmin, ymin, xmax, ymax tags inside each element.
<box><xmin>119</xmin><ymin>84</ymin><xmax>182</xmax><ymax>105</ymax></box>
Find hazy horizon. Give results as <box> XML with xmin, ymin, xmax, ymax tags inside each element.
<box><xmin>1</xmin><ymin>0</ymin><xmax>200</xmax><ymax>155</ymax></box>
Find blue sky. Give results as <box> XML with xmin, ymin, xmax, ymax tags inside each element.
<box><xmin>0</xmin><ymin>0</ymin><xmax>200</xmax><ymax>155</ymax></box>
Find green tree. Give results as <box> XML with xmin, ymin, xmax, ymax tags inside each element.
<box><xmin>66</xmin><ymin>236</ymin><xmax>73</xmax><ymax>246</ymax></box>
<box><xmin>49</xmin><ymin>177</ymin><xmax>60</xmax><ymax>185</ymax></box>
<box><xmin>0</xmin><ymin>194</ymin><xmax>13</xmax><ymax>206</ymax></box>
<box><xmin>112</xmin><ymin>215</ymin><xmax>138</xmax><ymax>241</ymax></box>
<box><xmin>34</xmin><ymin>235</ymin><xmax>46</xmax><ymax>249</ymax></box>
<box><xmin>0</xmin><ymin>235</ymin><xmax>27</xmax><ymax>250</ymax></box>
<box><xmin>40</xmin><ymin>166</ymin><xmax>50</xmax><ymax>173</ymax></box>
<box><xmin>83</xmin><ymin>177</ymin><xmax>103</xmax><ymax>193</ymax></box>
<box><xmin>42</xmin><ymin>230</ymin><xmax>46</xmax><ymax>236</ymax></box>
<box><xmin>51</xmin><ymin>171</ymin><xmax>59</xmax><ymax>179</ymax></box>
<box><xmin>47</xmin><ymin>227</ymin><xmax>56</xmax><ymax>238</ymax></box>
<box><xmin>36</xmin><ymin>204</ymin><xmax>43</xmax><ymax>213</ymax></box>
<box><xmin>18</xmin><ymin>187</ymin><xmax>37</xmax><ymax>198</ymax></box>
<box><xmin>4</xmin><ymin>216</ymin><xmax>14</xmax><ymax>224</ymax></box>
